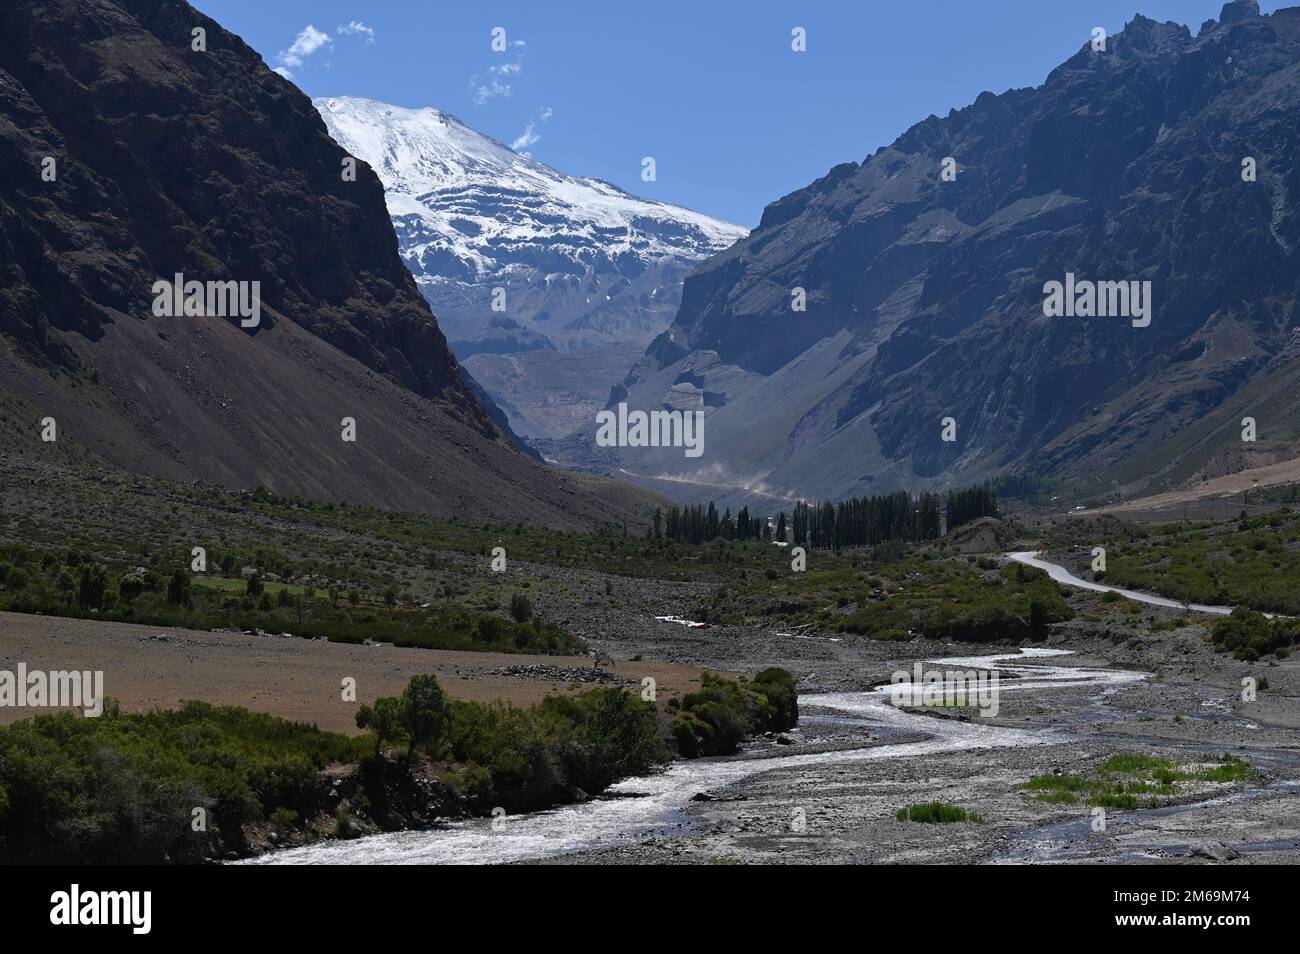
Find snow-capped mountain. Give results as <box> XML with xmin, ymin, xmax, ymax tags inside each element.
<box><xmin>314</xmin><ymin>96</ymin><xmax>746</xmax><ymax>438</ymax></box>
<box><xmin>315</xmin><ymin>96</ymin><xmax>746</xmax><ymax>349</ymax></box>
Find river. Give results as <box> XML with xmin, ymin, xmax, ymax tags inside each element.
<box><xmin>243</xmin><ymin>644</ymin><xmax>1147</xmax><ymax>865</ymax></box>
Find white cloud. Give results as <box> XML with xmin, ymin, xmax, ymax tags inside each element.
<box><xmin>274</xmin><ymin>21</ymin><xmax>375</xmax><ymax>79</ymax></box>
<box><xmin>510</xmin><ymin>123</ymin><xmax>540</xmax><ymax>152</ymax></box>
<box><xmin>279</xmin><ymin>25</ymin><xmax>331</xmax><ymax>68</ymax></box>
<box><xmin>337</xmin><ymin>21</ymin><xmax>376</xmax><ymax>44</ymax></box>
<box><xmin>472</xmin><ymin>78</ymin><xmax>513</xmax><ymax>105</ymax></box>
<box><xmin>470</xmin><ymin>42</ymin><xmax>527</xmax><ymax>106</ymax></box>
<box><xmin>510</xmin><ymin>107</ymin><xmax>553</xmax><ymax>155</ymax></box>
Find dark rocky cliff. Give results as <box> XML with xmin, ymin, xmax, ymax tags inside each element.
<box><xmin>609</xmin><ymin>0</ymin><xmax>1300</xmax><ymax>502</ymax></box>
<box><xmin>0</xmin><ymin>0</ymin><xmax>643</xmax><ymax>526</ymax></box>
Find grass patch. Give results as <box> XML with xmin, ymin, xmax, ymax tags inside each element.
<box><xmin>1019</xmin><ymin>753</ymin><xmax>1252</xmax><ymax>810</ymax></box>
<box><xmin>896</xmin><ymin>802</ymin><xmax>982</xmax><ymax>823</ymax></box>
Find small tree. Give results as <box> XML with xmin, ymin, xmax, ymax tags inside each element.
<box><xmin>77</xmin><ymin>563</ymin><xmax>108</xmax><ymax>610</ymax></box>
<box><xmin>401</xmin><ymin>674</ymin><xmax>449</xmax><ymax>757</ymax></box>
<box><xmin>356</xmin><ymin>697</ymin><xmax>405</xmax><ymax>757</ymax></box>
<box><xmin>119</xmin><ymin>574</ymin><xmax>145</xmax><ymax>604</ymax></box>
<box><xmin>509</xmin><ymin>593</ymin><xmax>532</xmax><ymax>623</ymax></box>
<box><xmin>356</xmin><ymin>675</ymin><xmax>450</xmax><ymax>758</ymax></box>
<box><xmin>166</xmin><ymin>569</ymin><xmax>191</xmax><ymax>605</ymax></box>
<box><xmin>1028</xmin><ymin>595</ymin><xmax>1049</xmax><ymax>639</ymax></box>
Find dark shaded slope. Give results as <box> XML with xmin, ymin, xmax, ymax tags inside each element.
<box><xmin>0</xmin><ymin>0</ymin><xmax>643</xmax><ymax>527</ymax></box>
<box><xmin>608</xmin><ymin>1</ymin><xmax>1300</xmax><ymax>503</ymax></box>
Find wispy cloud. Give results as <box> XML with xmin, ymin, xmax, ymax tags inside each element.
<box><xmin>337</xmin><ymin>21</ymin><xmax>376</xmax><ymax>44</ymax></box>
<box><xmin>510</xmin><ymin>124</ymin><xmax>540</xmax><ymax>153</ymax></box>
<box><xmin>510</xmin><ymin>106</ymin><xmax>553</xmax><ymax>157</ymax></box>
<box><xmin>274</xmin><ymin>22</ymin><xmax>376</xmax><ymax>79</ymax></box>
<box><xmin>470</xmin><ymin>40</ymin><xmax>527</xmax><ymax>106</ymax></box>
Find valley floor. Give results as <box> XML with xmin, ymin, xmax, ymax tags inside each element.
<box><xmin>535</xmin><ymin>631</ymin><xmax>1300</xmax><ymax>864</ymax></box>
<box><xmin>4</xmin><ymin>490</ymin><xmax>1297</xmax><ymax>863</ymax></box>
<box><xmin>537</xmin><ymin>556</ymin><xmax>1300</xmax><ymax>865</ymax></box>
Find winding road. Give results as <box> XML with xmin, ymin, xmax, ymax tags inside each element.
<box><xmin>1007</xmin><ymin>550</ymin><xmax>1249</xmax><ymax>616</ymax></box>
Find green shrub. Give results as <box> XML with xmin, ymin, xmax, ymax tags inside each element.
<box><xmin>0</xmin><ymin>702</ymin><xmax>367</xmax><ymax>863</ymax></box>
<box><xmin>509</xmin><ymin>593</ymin><xmax>533</xmax><ymax>623</ymax></box>
<box><xmin>270</xmin><ymin>807</ymin><xmax>299</xmax><ymax>827</ymax></box>
<box><xmin>896</xmin><ymin>802</ymin><xmax>980</xmax><ymax>823</ymax></box>
<box><xmin>670</xmin><ymin>669</ymin><xmax>798</xmax><ymax>757</ymax></box>
<box><xmin>1211</xmin><ymin>608</ymin><xmax>1298</xmax><ymax>660</ymax></box>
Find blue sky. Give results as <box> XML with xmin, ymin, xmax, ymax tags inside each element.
<box><xmin>195</xmin><ymin>0</ymin><xmax>1275</xmax><ymax>226</ymax></box>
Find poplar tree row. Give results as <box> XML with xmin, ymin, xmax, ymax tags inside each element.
<box><xmin>655</xmin><ymin>502</ymin><xmax>771</xmax><ymax>544</ymax></box>
<box><xmin>792</xmin><ymin>492</ymin><xmax>943</xmax><ymax>549</ymax></box>
<box><xmin>650</xmin><ymin>483</ymin><xmax>998</xmax><ymax>549</ymax></box>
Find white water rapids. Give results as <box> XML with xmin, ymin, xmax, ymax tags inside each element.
<box><xmin>244</xmin><ymin>646</ymin><xmax>1147</xmax><ymax>865</ymax></box>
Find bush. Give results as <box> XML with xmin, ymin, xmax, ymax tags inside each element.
<box><xmin>118</xmin><ymin>574</ymin><xmax>145</xmax><ymax>603</ymax></box>
<box><xmin>509</xmin><ymin>593</ymin><xmax>533</xmax><ymax>623</ymax></box>
<box><xmin>384</xmin><ymin>681</ymin><xmax>667</xmax><ymax>814</ymax></box>
<box><xmin>356</xmin><ymin>674</ymin><xmax>450</xmax><ymax>757</ymax></box>
<box><xmin>752</xmin><ymin>668</ymin><xmax>799</xmax><ymax>730</ymax></box>
<box><xmin>166</xmin><ymin>569</ymin><xmax>190</xmax><ymax>605</ymax></box>
<box><xmin>270</xmin><ymin>807</ymin><xmax>299</xmax><ymax>827</ymax></box>
<box><xmin>1211</xmin><ymin>608</ymin><xmax>1298</xmax><ymax>660</ymax></box>
<box><xmin>541</xmin><ymin>688</ymin><xmax>662</xmax><ymax>793</ymax></box>
<box><xmin>670</xmin><ymin>669</ymin><xmax>798</xmax><ymax>757</ymax></box>
<box><xmin>72</xmin><ymin>564</ymin><xmax>106</xmax><ymax>608</ymax></box>
<box><xmin>0</xmin><ymin>703</ymin><xmax>367</xmax><ymax>863</ymax></box>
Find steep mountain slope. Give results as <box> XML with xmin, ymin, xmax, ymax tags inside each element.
<box><xmin>0</xmin><ymin>0</ymin><xmax>651</xmax><ymax>528</ymax></box>
<box><xmin>562</xmin><ymin>0</ymin><xmax>1300</xmax><ymax>505</ymax></box>
<box><xmin>314</xmin><ymin>96</ymin><xmax>747</xmax><ymax>437</ymax></box>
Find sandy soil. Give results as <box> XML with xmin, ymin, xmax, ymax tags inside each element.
<box><xmin>1084</xmin><ymin>455</ymin><xmax>1300</xmax><ymax>521</ymax></box>
<box><xmin>0</xmin><ymin>611</ymin><xmax>705</xmax><ymax>734</ymax></box>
